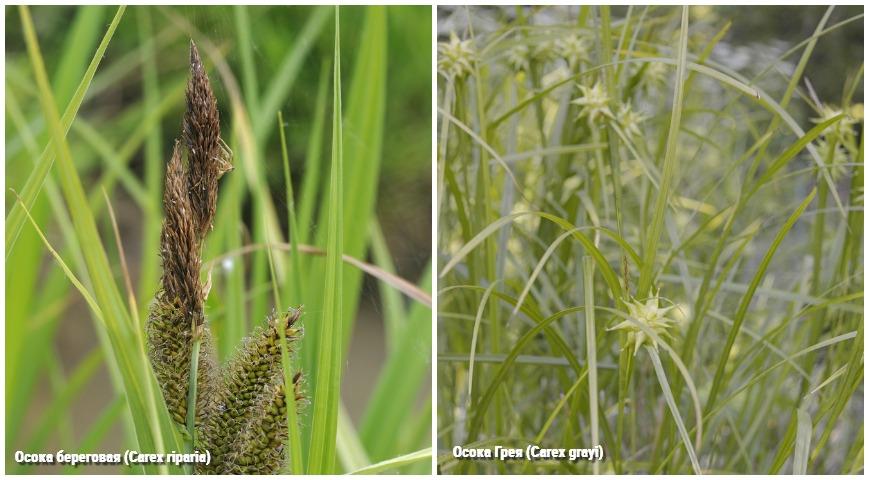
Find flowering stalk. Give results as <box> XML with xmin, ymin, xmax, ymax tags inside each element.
<box><xmin>147</xmin><ymin>40</ymin><xmax>304</xmax><ymax>475</ymax></box>
<box><xmin>184</xmin><ymin>327</ymin><xmax>202</xmax><ymax>472</ymax></box>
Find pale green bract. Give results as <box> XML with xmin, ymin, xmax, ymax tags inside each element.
<box><xmin>811</xmin><ymin>103</ymin><xmax>858</xmax><ymax>141</ymax></box>
<box><xmin>555</xmin><ymin>34</ymin><xmax>590</xmax><ymax>67</ymax></box>
<box><xmin>438</xmin><ymin>32</ymin><xmax>476</xmax><ymax>80</ymax></box>
<box><xmin>506</xmin><ymin>44</ymin><xmax>530</xmax><ymax>72</ymax></box>
<box><xmin>571</xmin><ymin>81</ymin><xmax>612</xmax><ymax>127</ymax></box>
<box><xmin>609</xmin><ymin>294</ymin><xmax>679</xmax><ymax>356</ymax></box>
<box><xmin>614</xmin><ymin>102</ymin><xmax>647</xmax><ymax>138</ymax></box>
<box><xmin>815</xmin><ymin>137</ymin><xmax>850</xmax><ymax>181</ymax></box>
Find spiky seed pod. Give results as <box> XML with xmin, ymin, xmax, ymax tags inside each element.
<box><xmin>223</xmin><ymin>308</ymin><xmax>302</xmax><ymax>423</ymax></box>
<box><xmin>146</xmin><ymin>303</ymin><xmax>219</xmax><ymax>426</ymax></box>
<box><xmin>225</xmin><ymin>373</ymin><xmax>305</xmax><ymax>474</ymax></box>
<box><xmin>437</xmin><ymin>32</ymin><xmax>476</xmax><ymax>80</ymax></box>
<box><xmin>608</xmin><ymin>293</ymin><xmax>679</xmax><ymax>356</ymax></box>
<box><xmin>199</xmin><ymin>309</ymin><xmax>303</xmax><ymax>472</ymax></box>
<box><xmin>184</xmin><ymin>40</ymin><xmax>232</xmax><ymax>238</ymax></box>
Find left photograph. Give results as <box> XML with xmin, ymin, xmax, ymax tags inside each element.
<box><xmin>5</xmin><ymin>5</ymin><xmax>432</xmax><ymax>475</ymax></box>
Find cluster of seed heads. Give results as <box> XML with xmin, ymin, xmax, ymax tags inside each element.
<box><xmin>571</xmin><ymin>81</ymin><xmax>647</xmax><ymax>136</ymax></box>
<box><xmin>437</xmin><ymin>32</ymin><xmax>476</xmax><ymax>80</ymax></box>
<box><xmin>146</xmin><ymin>40</ymin><xmax>303</xmax><ymax>475</ymax></box>
<box><xmin>811</xmin><ymin>103</ymin><xmax>861</xmax><ymax>182</ymax></box>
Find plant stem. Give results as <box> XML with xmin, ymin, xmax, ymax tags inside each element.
<box><xmin>583</xmin><ymin>257</ymin><xmax>599</xmax><ymax>475</ymax></box>
<box><xmin>184</xmin><ymin>325</ymin><xmax>202</xmax><ymax>473</ymax></box>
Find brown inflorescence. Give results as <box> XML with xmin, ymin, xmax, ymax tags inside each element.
<box><xmin>183</xmin><ymin>40</ymin><xmax>232</xmax><ymax>239</ymax></box>
<box><xmin>158</xmin><ymin>142</ymin><xmax>203</xmax><ymax>321</ymax></box>
<box><xmin>146</xmin><ymin>40</ymin><xmax>303</xmax><ymax>475</ymax></box>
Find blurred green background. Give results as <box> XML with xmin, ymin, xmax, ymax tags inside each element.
<box><xmin>6</xmin><ymin>5</ymin><xmax>431</xmax><ymax>473</ymax></box>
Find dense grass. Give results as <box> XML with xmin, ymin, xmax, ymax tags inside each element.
<box><xmin>6</xmin><ymin>5</ymin><xmax>431</xmax><ymax>474</ymax></box>
<box><xmin>437</xmin><ymin>5</ymin><xmax>862</xmax><ymax>474</ymax></box>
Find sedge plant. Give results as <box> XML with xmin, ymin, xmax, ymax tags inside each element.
<box><xmin>6</xmin><ymin>5</ymin><xmax>432</xmax><ymax>475</ymax></box>
<box><xmin>437</xmin><ymin>5</ymin><xmax>863</xmax><ymax>475</ymax></box>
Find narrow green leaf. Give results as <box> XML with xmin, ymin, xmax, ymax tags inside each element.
<box><xmin>348</xmin><ymin>448</ymin><xmax>432</xmax><ymax>475</ymax></box>
<box><xmin>582</xmin><ymin>257</ymin><xmax>600</xmax><ymax>475</ymax></box>
<box><xmin>308</xmin><ymin>7</ymin><xmax>344</xmax><ymax>473</ymax></box>
<box><xmin>468</xmin><ymin>282</ymin><xmax>498</xmax><ymax>403</ymax></box>
<box><xmin>7</xmin><ymin>6</ymin><xmax>125</xmax><ymax>255</ymax></box>
<box><xmin>706</xmin><ymin>188</ymin><xmax>817</xmax><ymax>410</ymax></box>
<box><xmin>276</xmin><ymin>111</ymin><xmax>305</xmax><ymax>474</ymax></box>
<box><xmin>637</xmin><ymin>6</ymin><xmax>689</xmax><ymax>296</ymax></box>
<box><xmin>794</xmin><ymin>404</ymin><xmax>813</xmax><ymax>475</ymax></box>
<box><xmin>19</xmin><ymin>7</ymin><xmax>179</xmax><ymax>470</ymax></box>
<box><xmin>647</xmin><ymin>346</ymin><xmax>702</xmax><ymax>474</ymax></box>
<box><xmin>358</xmin><ymin>263</ymin><xmax>431</xmax><ymax>459</ymax></box>
<box><xmin>297</xmin><ymin>60</ymin><xmax>331</xmax><ymax>246</ymax></box>
<box><xmin>440</xmin><ymin>212</ymin><xmax>627</xmax><ymax>301</ymax></box>
<box><xmin>256</xmin><ymin>6</ymin><xmax>331</xmax><ymax>141</ymax></box>
<box><xmin>51</xmin><ymin>6</ymin><xmax>106</xmax><ymax>108</ymax></box>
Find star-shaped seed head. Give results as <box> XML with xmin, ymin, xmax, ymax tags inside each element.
<box><xmin>438</xmin><ymin>31</ymin><xmax>476</xmax><ymax>80</ymax></box>
<box><xmin>815</xmin><ymin>137</ymin><xmax>850</xmax><ymax>181</ymax></box>
<box><xmin>608</xmin><ymin>294</ymin><xmax>679</xmax><ymax>356</ymax></box>
<box><xmin>572</xmin><ymin>82</ymin><xmax>612</xmax><ymax>127</ymax></box>
<box><xmin>615</xmin><ymin>102</ymin><xmax>647</xmax><ymax>138</ymax></box>
<box><xmin>811</xmin><ymin>104</ymin><xmax>859</xmax><ymax>142</ymax></box>
<box><xmin>555</xmin><ymin>34</ymin><xmax>590</xmax><ymax>68</ymax></box>
<box><xmin>506</xmin><ymin>44</ymin><xmax>530</xmax><ymax>72</ymax></box>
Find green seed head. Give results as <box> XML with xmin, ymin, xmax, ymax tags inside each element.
<box><xmin>506</xmin><ymin>44</ymin><xmax>530</xmax><ymax>72</ymax></box>
<box><xmin>812</xmin><ymin>103</ymin><xmax>858</xmax><ymax>142</ymax></box>
<box><xmin>572</xmin><ymin>82</ymin><xmax>612</xmax><ymax>128</ymax></box>
<box><xmin>608</xmin><ymin>293</ymin><xmax>679</xmax><ymax>356</ymax></box>
<box><xmin>555</xmin><ymin>34</ymin><xmax>590</xmax><ymax>67</ymax></box>
<box><xmin>615</xmin><ymin>102</ymin><xmax>647</xmax><ymax>138</ymax></box>
<box><xmin>438</xmin><ymin>31</ymin><xmax>476</xmax><ymax>80</ymax></box>
<box><xmin>198</xmin><ymin>308</ymin><xmax>304</xmax><ymax>474</ymax></box>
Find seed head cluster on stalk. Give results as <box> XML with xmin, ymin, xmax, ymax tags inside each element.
<box><xmin>555</xmin><ymin>33</ymin><xmax>590</xmax><ymax>67</ymax></box>
<box><xmin>506</xmin><ymin>44</ymin><xmax>530</xmax><ymax>73</ymax></box>
<box><xmin>811</xmin><ymin>103</ymin><xmax>861</xmax><ymax>182</ymax></box>
<box><xmin>146</xmin><ymin>40</ymin><xmax>303</xmax><ymax>475</ymax></box>
<box><xmin>571</xmin><ymin>81</ymin><xmax>613</xmax><ymax>127</ymax></box>
<box><xmin>437</xmin><ymin>32</ymin><xmax>476</xmax><ymax>80</ymax></box>
<box><xmin>608</xmin><ymin>293</ymin><xmax>680</xmax><ymax>356</ymax></box>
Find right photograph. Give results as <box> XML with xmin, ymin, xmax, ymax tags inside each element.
<box><xmin>436</xmin><ymin>5</ymin><xmax>863</xmax><ymax>475</ymax></box>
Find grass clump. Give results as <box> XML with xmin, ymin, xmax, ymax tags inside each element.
<box><xmin>6</xmin><ymin>5</ymin><xmax>431</xmax><ymax>474</ymax></box>
<box><xmin>437</xmin><ymin>5</ymin><xmax>863</xmax><ymax>475</ymax></box>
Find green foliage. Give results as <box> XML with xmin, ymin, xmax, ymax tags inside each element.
<box><xmin>437</xmin><ymin>5</ymin><xmax>863</xmax><ymax>474</ymax></box>
<box><xmin>6</xmin><ymin>5</ymin><xmax>431</xmax><ymax>474</ymax></box>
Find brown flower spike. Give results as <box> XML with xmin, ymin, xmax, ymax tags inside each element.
<box><xmin>184</xmin><ymin>40</ymin><xmax>232</xmax><ymax>239</ymax></box>
<box><xmin>146</xmin><ymin>40</ymin><xmax>303</xmax><ymax>475</ymax></box>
